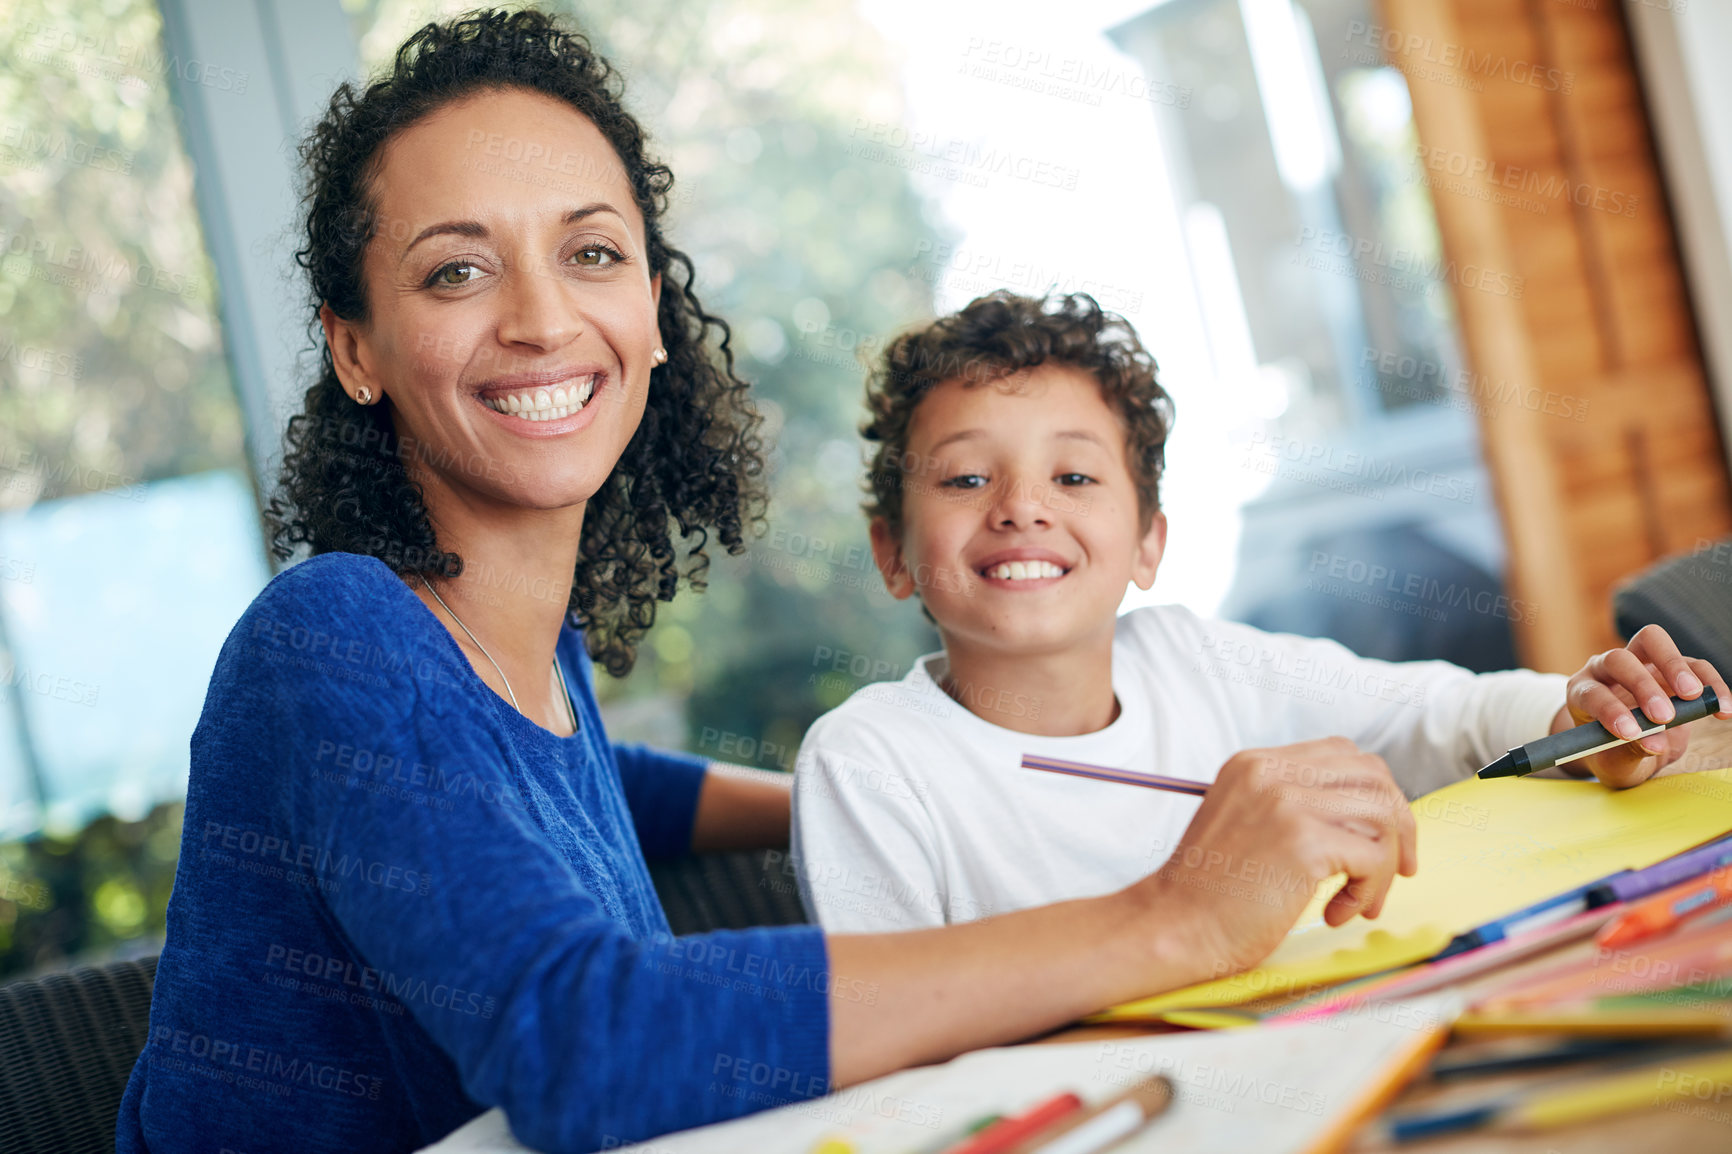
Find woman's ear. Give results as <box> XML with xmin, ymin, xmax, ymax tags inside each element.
<box><xmin>1131</xmin><ymin>509</ymin><xmax>1168</xmax><ymax>592</ymax></box>
<box><xmin>869</xmin><ymin>517</ymin><xmax>916</xmax><ymax>600</ymax></box>
<box><xmin>320</xmin><ymin>303</ymin><xmax>384</xmax><ymax>404</ymax></box>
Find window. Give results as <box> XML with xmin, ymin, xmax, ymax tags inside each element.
<box><xmin>0</xmin><ymin>0</ymin><xmax>267</xmax><ymax>974</ymax></box>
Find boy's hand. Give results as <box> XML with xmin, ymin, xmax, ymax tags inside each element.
<box><xmin>1555</xmin><ymin>624</ymin><xmax>1732</xmax><ymax>789</ymax></box>
<box><xmin>1140</xmin><ymin>738</ymin><xmax>1416</xmax><ymax>981</ymax></box>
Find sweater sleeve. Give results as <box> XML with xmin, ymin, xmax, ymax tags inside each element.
<box><xmin>611</xmin><ymin>742</ymin><xmax>708</xmax><ymax>859</ymax></box>
<box><xmin>1179</xmin><ymin>612</ymin><xmax>1568</xmax><ymax>797</ymax></box>
<box><xmin>792</xmin><ymin>718</ymin><xmax>949</xmax><ymax>932</ymax></box>
<box><xmin>272</xmin><ymin>613</ymin><xmax>832</xmax><ymax>1151</ymax></box>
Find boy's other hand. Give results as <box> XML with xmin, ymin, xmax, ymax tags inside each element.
<box><xmin>1137</xmin><ymin>738</ymin><xmax>1416</xmax><ymax>982</ymax></box>
<box><xmin>1555</xmin><ymin>624</ymin><xmax>1732</xmax><ymax>789</ymax></box>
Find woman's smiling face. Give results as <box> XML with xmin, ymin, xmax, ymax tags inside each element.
<box><xmin>324</xmin><ymin>86</ymin><xmax>662</xmax><ymax>513</ymax></box>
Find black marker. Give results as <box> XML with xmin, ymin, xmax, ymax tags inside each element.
<box><xmin>1478</xmin><ymin>688</ymin><xmax>1720</xmax><ymax>779</ymax></box>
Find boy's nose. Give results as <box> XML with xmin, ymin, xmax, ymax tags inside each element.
<box><xmin>991</xmin><ymin>481</ymin><xmax>1051</xmax><ymax>529</ymax></box>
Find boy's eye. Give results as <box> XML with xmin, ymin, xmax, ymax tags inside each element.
<box><xmin>940</xmin><ymin>474</ymin><xmax>988</xmax><ymax>490</ymax></box>
<box><xmin>571</xmin><ymin>243</ymin><xmax>624</xmax><ymax>267</ymax></box>
<box><xmin>1055</xmin><ymin>473</ymin><xmax>1096</xmax><ymax>486</ymax></box>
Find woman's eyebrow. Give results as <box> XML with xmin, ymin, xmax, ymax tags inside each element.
<box><xmin>399</xmin><ymin>202</ymin><xmax>625</xmax><ymax>261</ymax></box>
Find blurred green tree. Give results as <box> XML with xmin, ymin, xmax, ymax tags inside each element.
<box><xmin>0</xmin><ymin>0</ymin><xmax>246</xmax><ymax>505</ymax></box>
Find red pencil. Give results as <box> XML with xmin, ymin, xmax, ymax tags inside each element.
<box><xmin>939</xmin><ymin>1092</ymin><xmax>1084</xmax><ymax>1154</ymax></box>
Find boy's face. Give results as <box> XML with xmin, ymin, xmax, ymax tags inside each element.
<box><xmin>869</xmin><ymin>363</ymin><xmax>1167</xmax><ymax>660</ymax></box>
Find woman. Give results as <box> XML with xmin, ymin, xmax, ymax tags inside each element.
<box><xmin>113</xmin><ymin>11</ymin><xmax>1691</xmax><ymax>1153</ymax></box>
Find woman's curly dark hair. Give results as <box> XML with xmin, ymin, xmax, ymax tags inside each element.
<box><xmin>862</xmin><ymin>291</ymin><xmax>1174</xmax><ymax>534</ymax></box>
<box><xmin>266</xmin><ymin>8</ymin><xmax>765</xmax><ymax>677</ymax></box>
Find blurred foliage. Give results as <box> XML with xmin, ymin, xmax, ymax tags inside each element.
<box><xmin>0</xmin><ymin>801</ymin><xmax>179</xmax><ymax>975</ymax></box>
<box><xmin>351</xmin><ymin>0</ymin><xmax>947</xmax><ymax>765</ymax></box>
<box><xmin>0</xmin><ymin>0</ymin><xmax>247</xmax><ymax>504</ymax></box>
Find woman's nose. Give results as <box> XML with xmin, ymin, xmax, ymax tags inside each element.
<box><xmin>496</xmin><ymin>252</ymin><xmax>580</xmax><ymax>351</ymax></box>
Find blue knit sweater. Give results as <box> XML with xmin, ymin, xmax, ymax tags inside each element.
<box><xmin>115</xmin><ymin>553</ymin><xmax>832</xmax><ymax>1153</ymax></box>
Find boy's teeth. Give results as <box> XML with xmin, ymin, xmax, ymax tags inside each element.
<box><xmin>483</xmin><ymin>375</ymin><xmax>598</xmax><ymax>421</ymax></box>
<box><xmin>985</xmin><ymin>561</ymin><xmax>1065</xmax><ymax>580</ymax></box>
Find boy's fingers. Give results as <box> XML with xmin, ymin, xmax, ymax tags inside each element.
<box><xmin>1687</xmin><ymin>657</ymin><xmax>1732</xmax><ymax>718</ymax></box>
<box><xmin>1628</xmin><ymin>623</ymin><xmax>1685</xmax><ymax>669</ymax></box>
<box><xmin>1656</xmin><ymin>727</ymin><xmax>1691</xmax><ymax>771</ymax></box>
<box><xmin>1574</xmin><ymin>678</ymin><xmax>1648</xmax><ymax>743</ymax></box>
<box><xmin>1654</xmin><ymin>654</ymin><xmax>1706</xmax><ymax>706</ymax></box>
<box><xmin>1628</xmin><ymin>627</ymin><xmax>1700</xmax><ymax>718</ymax></box>
<box><xmin>1590</xmin><ymin>745</ymin><xmax>1662</xmax><ymax>790</ymax></box>
<box><xmin>1600</xmin><ymin>647</ymin><xmax>1676</xmax><ymax>724</ymax></box>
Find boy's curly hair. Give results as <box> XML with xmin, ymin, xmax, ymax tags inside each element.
<box><xmin>861</xmin><ymin>291</ymin><xmax>1174</xmax><ymax>534</ymax></box>
<box><xmin>266</xmin><ymin>8</ymin><xmax>765</xmax><ymax>677</ymax></box>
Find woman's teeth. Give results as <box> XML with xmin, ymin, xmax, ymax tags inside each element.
<box><xmin>482</xmin><ymin>375</ymin><xmax>598</xmax><ymax>421</ymax></box>
<box><xmin>984</xmin><ymin>561</ymin><xmax>1066</xmax><ymax>581</ymax></box>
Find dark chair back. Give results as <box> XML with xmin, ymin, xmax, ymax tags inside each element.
<box><xmin>1613</xmin><ymin>543</ymin><xmax>1732</xmax><ymax>670</ymax></box>
<box><xmin>649</xmin><ymin>848</ymin><xmax>808</xmax><ymax>935</ymax></box>
<box><xmin>0</xmin><ymin>956</ymin><xmax>156</xmax><ymax>1154</ymax></box>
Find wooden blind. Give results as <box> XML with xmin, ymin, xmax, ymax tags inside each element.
<box><xmin>1378</xmin><ymin>0</ymin><xmax>1732</xmax><ymax>671</ymax></box>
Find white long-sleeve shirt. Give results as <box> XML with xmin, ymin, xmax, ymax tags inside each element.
<box><xmin>791</xmin><ymin>604</ymin><xmax>1567</xmax><ymax>932</ymax></box>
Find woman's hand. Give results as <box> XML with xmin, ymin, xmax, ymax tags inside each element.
<box><xmin>1554</xmin><ymin>624</ymin><xmax>1732</xmax><ymax>789</ymax></box>
<box><xmin>1134</xmin><ymin>738</ymin><xmax>1418</xmax><ymax>982</ymax></box>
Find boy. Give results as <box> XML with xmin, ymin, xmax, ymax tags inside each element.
<box><xmin>791</xmin><ymin>291</ymin><xmax>1729</xmax><ymax>933</ymax></box>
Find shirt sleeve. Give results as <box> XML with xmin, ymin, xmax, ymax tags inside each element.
<box><xmin>1182</xmin><ymin>612</ymin><xmax>1568</xmax><ymax>797</ymax></box>
<box><xmin>611</xmin><ymin>742</ymin><xmax>708</xmax><ymax>859</ymax></box>
<box><xmin>277</xmin><ymin>630</ymin><xmax>832</xmax><ymax>1152</ymax></box>
<box><xmin>792</xmin><ymin>719</ymin><xmax>949</xmax><ymax>933</ymax></box>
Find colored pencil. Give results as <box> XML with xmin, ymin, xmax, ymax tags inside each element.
<box><xmin>1598</xmin><ymin>864</ymin><xmax>1732</xmax><ymax>948</ymax></box>
<box><xmin>1270</xmin><ymin>904</ymin><xmax>1619</xmax><ymax>1023</ymax></box>
<box><xmin>1482</xmin><ymin>915</ymin><xmax>1732</xmax><ymax>1010</ymax></box>
<box><xmin>1381</xmin><ymin>1047</ymin><xmax>1732</xmax><ymax>1140</ymax></box>
<box><xmin>1453</xmin><ymin>1007</ymin><xmax>1732</xmax><ymax>1037</ymax></box>
<box><xmin>1006</xmin><ymin>1076</ymin><xmax>1173</xmax><ymax>1154</ymax></box>
<box><xmin>940</xmin><ymin>1092</ymin><xmax>1083</xmax><ymax>1154</ymax></box>
<box><xmin>1019</xmin><ymin>754</ymin><xmax>1208</xmax><ymax>797</ymax></box>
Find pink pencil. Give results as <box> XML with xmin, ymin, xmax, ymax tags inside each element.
<box><xmin>1270</xmin><ymin>904</ymin><xmax>1621</xmax><ymax>1024</ymax></box>
<box><xmin>1483</xmin><ymin>915</ymin><xmax>1732</xmax><ymax>1010</ymax></box>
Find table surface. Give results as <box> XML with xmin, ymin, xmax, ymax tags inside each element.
<box><xmin>1037</xmin><ymin>718</ymin><xmax>1732</xmax><ymax>1153</ymax></box>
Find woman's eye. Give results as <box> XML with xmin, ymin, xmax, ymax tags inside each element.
<box><xmin>431</xmin><ymin>261</ymin><xmax>479</xmax><ymax>287</ymax></box>
<box><xmin>1056</xmin><ymin>473</ymin><xmax>1096</xmax><ymax>486</ymax></box>
<box><xmin>940</xmin><ymin>474</ymin><xmax>987</xmax><ymax>490</ymax></box>
<box><xmin>572</xmin><ymin>244</ymin><xmax>624</xmax><ymax>267</ymax></box>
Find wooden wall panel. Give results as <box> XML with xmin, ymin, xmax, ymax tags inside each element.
<box><xmin>1379</xmin><ymin>0</ymin><xmax>1732</xmax><ymax>671</ymax></box>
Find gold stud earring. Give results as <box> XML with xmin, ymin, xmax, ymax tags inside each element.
<box><xmin>355</xmin><ymin>386</ymin><xmax>372</xmax><ymax>405</ymax></box>
<box><xmin>652</xmin><ymin>347</ymin><xmax>668</xmax><ymax>366</ymax></box>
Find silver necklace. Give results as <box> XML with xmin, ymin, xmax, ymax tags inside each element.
<box><xmin>420</xmin><ymin>576</ymin><xmax>577</xmax><ymax>731</ymax></box>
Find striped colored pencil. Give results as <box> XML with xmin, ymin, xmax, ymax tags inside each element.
<box><xmin>1020</xmin><ymin>754</ymin><xmax>1208</xmax><ymax>797</ymax></box>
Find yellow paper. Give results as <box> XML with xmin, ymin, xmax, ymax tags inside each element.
<box><xmin>1097</xmin><ymin>768</ymin><xmax>1732</xmax><ymax>1021</ymax></box>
